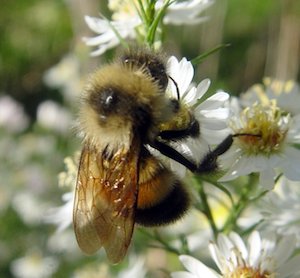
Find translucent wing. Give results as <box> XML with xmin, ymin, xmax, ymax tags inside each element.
<box><xmin>73</xmin><ymin>139</ymin><xmax>140</xmax><ymax>264</ymax></box>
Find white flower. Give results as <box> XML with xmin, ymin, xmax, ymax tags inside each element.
<box><xmin>10</xmin><ymin>250</ymin><xmax>59</xmax><ymax>278</ymax></box>
<box><xmin>219</xmin><ymin>99</ymin><xmax>300</xmax><ymax>189</ymax></box>
<box><xmin>84</xmin><ymin>0</ymin><xmax>214</xmax><ymax>56</ymax></box>
<box><xmin>58</xmin><ymin>155</ymin><xmax>79</xmax><ymax>189</ymax></box>
<box><xmin>44</xmin><ymin>192</ymin><xmax>74</xmax><ymax>232</ymax></box>
<box><xmin>241</xmin><ymin>78</ymin><xmax>300</xmax><ymax>116</ymax></box>
<box><xmin>45</xmin><ymin>155</ymin><xmax>78</xmax><ymax>231</ymax></box>
<box><xmin>167</xmin><ymin>56</ymin><xmax>230</xmax><ymax>145</ymax></box>
<box><xmin>37</xmin><ymin>100</ymin><xmax>72</xmax><ymax>134</ymax></box>
<box><xmin>157</xmin><ymin>0</ymin><xmax>214</xmax><ymax>25</ymax></box>
<box><xmin>43</xmin><ymin>53</ymin><xmax>82</xmax><ymax>101</ymax></box>
<box><xmin>172</xmin><ymin>255</ymin><xmax>221</xmax><ymax>278</ymax></box>
<box><xmin>73</xmin><ymin>255</ymin><xmax>146</xmax><ymax>278</ymax></box>
<box><xmin>118</xmin><ymin>256</ymin><xmax>147</xmax><ymax>278</ymax></box>
<box><xmin>259</xmin><ymin>177</ymin><xmax>300</xmax><ymax>247</ymax></box>
<box><xmin>172</xmin><ymin>231</ymin><xmax>300</xmax><ymax>278</ymax></box>
<box><xmin>47</xmin><ymin>230</ymin><xmax>79</xmax><ymax>254</ymax></box>
<box><xmin>73</xmin><ymin>263</ymin><xmax>111</xmax><ymax>278</ymax></box>
<box><xmin>166</xmin><ymin>56</ymin><xmax>230</xmax><ymax>176</ymax></box>
<box><xmin>83</xmin><ymin>15</ymin><xmax>140</xmax><ymax>56</ymax></box>
<box><xmin>0</xmin><ymin>95</ymin><xmax>29</xmax><ymax>133</ymax></box>
<box><xmin>12</xmin><ymin>192</ymin><xmax>49</xmax><ymax>226</ymax></box>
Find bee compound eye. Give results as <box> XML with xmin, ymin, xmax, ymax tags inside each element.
<box><xmin>101</xmin><ymin>89</ymin><xmax>118</xmax><ymax>113</ymax></box>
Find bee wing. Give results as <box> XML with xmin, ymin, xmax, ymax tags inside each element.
<box><xmin>73</xmin><ymin>139</ymin><xmax>140</xmax><ymax>264</ymax></box>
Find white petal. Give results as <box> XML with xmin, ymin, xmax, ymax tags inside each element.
<box><xmin>273</xmin><ymin>235</ymin><xmax>296</xmax><ymax>266</ymax></box>
<box><xmin>281</xmin><ymin>147</ymin><xmax>300</xmax><ymax>180</ymax></box>
<box><xmin>83</xmin><ymin>33</ymin><xmax>114</xmax><ymax>46</ymax></box>
<box><xmin>200</xmin><ymin>117</ymin><xmax>228</xmax><ymax>130</ymax></box>
<box><xmin>259</xmin><ymin>167</ymin><xmax>276</xmax><ymax>190</ymax></box>
<box><xmin>199</xmin><ymin>108</ymin><xmax>229</xmax><ymax>120</ymax></box>
<box><xmin>168</xmin><ymin>57</ymin><xmax>194</xmax><ymax>95</ymax></box>
<box><xmin>184</xmin><ymin>87</ymin><xmax>197</xmax><ymax>105</ymax></box>
<box><xmin>171</xmin><ymin>271</ymin><xmax>196</xmax><ymax>278</ymax></box>
<box><xmin>248</xmin><ymin>231</ymin><xmax>262</xmax><ymax>268</ymax></box>
<box><xmin>229</xmin><ymin>232</ymin><xmax>248</xmax><ymax>261</ymax></box>
<box><xmin>194</xmin><ymin>79</ymin><xmax>211</xmax><ymax>100</ymax></box>
<box><xmin>179</xmin><ymin>255</ymin><xmax>220</xmax><ymax>277</ymax></box>
<box><xmin>217</xmin><ymin>234</ymin><xmax>234</xmax><ymax>261</ymax></box>
<box><xmin>219</xmin><ymin>155</ymin><xmax>256</xmax><ymax>181</ymax></box>
<box><xmin>89</xmin><ymin>46</ymin><xmax>111</xmax><ymax>56</ymax></box>
<box><xmin>201</xmin><ymin>128</ymin><xmax>230</xmax><ymax>144</ymax></box>
<box><xmin>208</xmin><ymin>243</ymin><xmax>225</xmax><ymax>273</ymax></box>
<box><xmin>198</xmin><ymin>92</ymin><xmax>229</xmax><ymax>110</ymax></box>
<box><xmin>84</xmin><ymin>16</ymin><xmax>107</xmax><ymax>33</ymax></box>
<box><xmin>287</xmin><ymin>116</ymin><xmax>300</xmax><ymax>143</ymax></box>
<box><xmin>278</xmin><ymin>254</ymin><xmax>300</xmax><ymax>277</ymax></box>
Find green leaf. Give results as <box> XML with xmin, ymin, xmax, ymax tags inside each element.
<box><xmin>191</xmin><ymin>43</ymin><xmax>231</xmax><ymax>66</ymax></box>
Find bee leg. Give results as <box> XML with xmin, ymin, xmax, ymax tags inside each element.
<box><xmin>149</xmin><ymin>139</ymin><xmax>197</xmax><ymax>172</ymax></box>
<box><xmin>158</xmin><ymin>119</ymin><xmax>200</xmax><ymax>141</ymax></box>
<box><xmin>196</xmin><ymin>134</ymin><xmax>233</xmax><ymax>174</ymax></box>
<box><xmin>150</xmin><ymin>134</ymin><xmax>234</xmax><ymax>175</ymax></box>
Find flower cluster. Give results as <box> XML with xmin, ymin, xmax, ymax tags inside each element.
<box><xmin>39</xmin><ymin>0</ymin><xmax>300</xmax><ymax>277</ymax></box>
<box><xmin>84</xmin><ymin>0</ymin><xmax>214</xmax><ymax>55</ymax></box>
<box><xmin>0</xmin><ymin>0</ymin><xmax>300</xmax><ymax>278</ymax></box>
<box><xmin>172</xmin><ymin>231</ymin><xmax>300</xmax><ymax>278</ymax></box>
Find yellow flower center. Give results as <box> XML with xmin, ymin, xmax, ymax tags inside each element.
<box><xmin>263</xmin><ymin>77</ymin><xmax>295</xmax><ymax>97</ymax></box>
<box><xmin>231</xmin><ymin>102</ymin><xmax>290</xmax><ymax>156</ymax></box>
<box><xmin>224</xmin><ymin>266</ymin><xmax>274</xmax><ymax>278</ymax></box>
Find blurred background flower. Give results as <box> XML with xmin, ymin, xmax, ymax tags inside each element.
<box><xmin>1</xmin><ymin>0</ymin><xmax>299</xmax><ymax>277</ymax></box>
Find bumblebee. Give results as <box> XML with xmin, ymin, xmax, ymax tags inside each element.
<box><xmin>73</xmin><ymin>48</ymin><xmax>234</xmax><ymax>263</ymax></box>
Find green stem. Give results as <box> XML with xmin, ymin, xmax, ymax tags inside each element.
<box><xmin>201</xmin><ymin>176</ymin><xmax>235</xmax><ymax>206</ymax></box>
<box><xmin>221</xmin><ymin>174</ymin><xmax>259</xmax><ymax>233</ymax></box>
<box><xmin>146</xmin><ymin>0</ymin><xmax>170</xmax><ymax>47</ymax></box>
<box><xmin>195</xmin><ymin>178</ymin><xmax>218</xmax><ymax>239</ymax></box>
<box><xmin>138</xmin><ymin>229</ymin><xmax>181</xmax><ymax>256</ymax></box>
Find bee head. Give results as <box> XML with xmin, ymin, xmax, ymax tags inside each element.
<box><xmin>87</xmin><ymin>85</ymin><xmax>152</xmax><ymax>132</ymax></box>
<box><xmin>79</xmin><ymin>64</ymin><xmax>175</xmax><ymax>149</ymax></box>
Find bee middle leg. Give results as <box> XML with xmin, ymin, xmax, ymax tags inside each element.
<box><xmin>150</xmin><ymin>134</ymin><xmax>234</xmax><ymax>174</ymax></box>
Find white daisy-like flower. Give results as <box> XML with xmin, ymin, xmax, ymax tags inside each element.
<box><xmin>0</xmin><ymin>95</ymin><xmax>29</xmax><ymax>133</ymax></box>
<box><xmin>44</xmin><ymin>192</ymin><xmax>74</xmax><ymax>232</ymax></box>
<box><xmin>241</xmin><ymin>78</ymin><xmax>300</xmax><ymax>116</ymax></box>
<box><xmin>157</xmin><ymin>0</ymin><xmax>214</xmax><ymax>25</ymax></box>
<box><xmin>84</xmin><ymin>0</ymin><xmax>214</xmax><ymax>56</ymax></box>
<box><xmin>166</xmin><ymin>56</ymin><xmax>230</xmax><ymax>176</ymax></box>
<box><xmin>37</xmin><ymin>100</ymin><xmax>72</xmax><ymax>134</ymax></box>
<box><xmin>10</xmin><ymin>250</ymin><xmax>59</xmax><ymax>278</ymax></box>
<box><xmin>259</xmin><ymin>177</ymin><xmax>300</xmax><ymax>246</ymax></box>
<box><xmin>44</xmin><ymin>155</ymin><xmax>78</xmax><ymax>231</ymax></box>
<box><xmin>83</xmin><ymin>15</ymin><xmax>140</xmax><ymax>56</ymax></box>
<box><xmin>172</xmin><ymin>231</ymin><xmax>300</xmax><ymax>278</ymax></box>
<box><xmin>118</xmin><ymin>256</ymin><xmax>147</xmax><ymax>278</ymax></box>
<box><xmin>219</xmin><ymin>97</ymin><xmax>300</xmax><ymax>189</ymax></box>
<box><xmin>73</xmin><ymin>263</ymin><xmax>111</xmax><ymax>278</ymax></box>
<box><xmin>73</xmin><ymin>255</ymin><xmax>146</xmax><ymax>278</ymax></box>
<box><xmin>43</xmin><ymin>53</ymin><xmax>82</xmax><ymax>102</ymax></box>
<box><xmin>12</xmin><ymin>191</ymin><xmax>50</xmax><ymax>226</ymax></box>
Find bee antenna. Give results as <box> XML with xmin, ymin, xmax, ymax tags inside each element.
<box><xmin>168</xmin><ymin>75</ymin><xmax>180</xmax><ymax>101</ymax></box>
